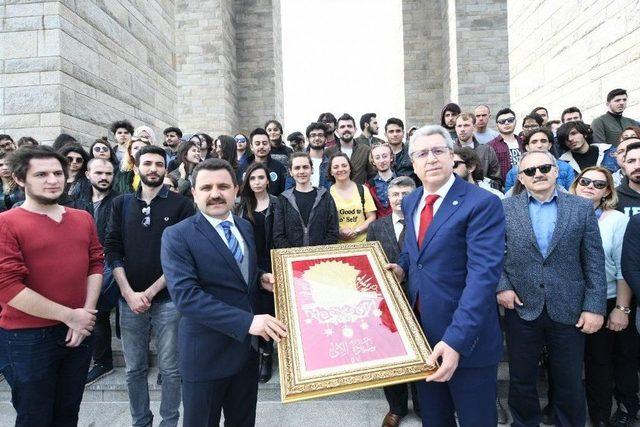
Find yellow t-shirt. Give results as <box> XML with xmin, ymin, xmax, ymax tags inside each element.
<box><xmin>330</xmin><ymin>184</ymin><xmax>377</xmax><ymax>243</ymax></box>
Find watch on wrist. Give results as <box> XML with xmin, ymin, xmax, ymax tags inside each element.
<box><xmin>615</xmin><ymin>305</ymin><xmax>631</xmax><ymax>315</ymax></box>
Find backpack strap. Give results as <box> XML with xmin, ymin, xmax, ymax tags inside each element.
<box><xmin>356</xmin><ymin>183</ymin><xmax>365</xmax><ymax>213</ymax></box>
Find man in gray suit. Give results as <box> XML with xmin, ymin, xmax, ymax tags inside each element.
<box><xmin>366</xmin><ymin>176</ymin><xmax>419</xmax><ymax>427</ymax></box>
<box><xmin>497</xmin><ymin>150</ymin><xmax>607</xmax><ymax>426</ymax></box>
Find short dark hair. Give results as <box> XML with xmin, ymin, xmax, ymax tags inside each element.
<box><xmin>359</xmin><ymin>113</ymin><xmax>376</xmax><ymax>131</ymax></box>
<box><xmin>561</xmin><ymin>106</ymin><xmax>582</xmax><ymax>122</ymax></box>
<box><xmin>287</xmin><ymin>131</ymin><xmax>305</xmax><ymax>144</ymax></box>
<box><xmin>495</xmin><ymin>108</ymin><xmax>516</xmax><ymax>122</ymax></box>
<box><xmin>134</xmin><ymin>144</ymin><xmax>166</xmax><ymax>166</ymax></box>
<box><xmin>523</xmin><ymin>128</ymin><xmax>554</xmax><ymax>146</ymax></box>
<box><xmin>9</xmin><ymin>145</ymin><xmax>69</xmax><ymax>183</ymax></box>
<box><xmin>0</xmin><ymin>134</ymin><xmax>13</xmax><ymax>142</ymax></box>
<box><xmin>337</xmin><ymin>113</ymin><xmax>356</xmax><ymax>127</ymax></box>
<box><xmin>317</xmin><ymin>112</ymin><xmax>337</xmax><ymax>126</ymax></box>
<box><xmin>556</xmin><ymin>120</ymin><xmax>593</xmax><ymax>150</ymax></box>
<box><xmin>288</xmin><ymin>151</ymin><xmax>311</xmax><ymax>169</ymax></box>
<box><xmin>624</xmin><ymin>142</ymin><xmax>640</xmax><ymax>161</ymax></box>
<box><xmin>607</xmin><ymin>88</ymin><xmax>627</xmax><ymax>102</ymax></box>
<box><xmin>110</xmin><ymin>120</ymin><xmax>134</xmax><ymax>135</ymax></box>
<box><xmin>522</xmin><ymin>113</ymin><xmax>544</xmax><ymax>127</ymax></box>
<box><xmin>192</xmin><ymin>158</ymin><xmax>237</xmax><ymax>187</ymax></box>
<box><xmin>305</xmin><ymin>122</ymin><xmax>328</xmax><ymax>137</ymax></box>
<box><xmin>531</xmin><ymin>106</ymin><xmax>548</xmax><ymax>116</ymax></box>
<box><xmin>163</xmin><ymin>127</ymin><xmax>183</xmax><ymax>138</ymax></box>
<box><xmin>52</xmin><ymin>133</ymin><xmax>77</xmax><ymax>151</ymax></box>
<box><xmin>250</xmin><ymin>127</ymin><xmax>269</xmax><ymax>144</ymax></box>
<box><xmin>327</xmin><ymin>152</ymin><xmax>355</xmax><ymax>183</ymax></box>
<box><xmin>453</xmin><ymin>147</ymin><xmax>483</xmax><ymax>181</ymax></box>
<box><xmin>385</xmin><ymin>117</ymin><xmax>405</xmax><ymax>131</ymax></box>
<box><xmin>16</xmin><ymin>136</ymin><xmax>38</xmax><ymax>147</ymax></box>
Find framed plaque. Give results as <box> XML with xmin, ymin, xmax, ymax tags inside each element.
<box><xmin>271</xmin><ymin>242</ymin><xmax>436</xmax><ymax>403</ymax></box>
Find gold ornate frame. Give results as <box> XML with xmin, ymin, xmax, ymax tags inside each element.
<box><xmin>272</xmin><ymin>242</ymin><xmax>436</xmax><ymax>403</ymax></box>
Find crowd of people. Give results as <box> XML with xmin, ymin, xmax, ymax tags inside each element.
<box><xmin>0</xmin><ymin>86</ymin><xmax>639</xmax><ymax>427</ymax></box>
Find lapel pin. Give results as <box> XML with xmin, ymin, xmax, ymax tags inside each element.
<box><xmin>164</xmin><ymin>217</ymin><xmax>169</xmax><ymax>221</ymax></box>
<box><xmin>452</xmin><ymin>200</ymin><xmax>459</xmax><ymax>206</ymax></box>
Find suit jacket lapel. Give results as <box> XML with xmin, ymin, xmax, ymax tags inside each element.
<box><xmin>545</xmin><ymin>192</ymin><xmax>571</xmax><ymax>258</ymax></box>
<box><xmin>194</xmin><ymin>213</ymin><xmax>246</xmax><ymax>286</ymax></box>
<box><xmin>418</xmin><ymin>177</ymin><xmax>465</xmax><ymax>256</ymax></box>
<box><xmin>380</xmin><ymin>216</ymin><xmax>399</xmax><ymax>258</ymax></box>
<box><xmin>234</xmin><ymin>214</ymin><xmax>255</xmax><ymax>286</ymax></box>
<box><xmin>513</xmin><ymin>192</ymin><xmax>543</xmax><ymax>256</ymax></box>
<box><xmin>403</xmin><ymin>187</ymin><xmax>423</xmax><ymax>254</ymax></box>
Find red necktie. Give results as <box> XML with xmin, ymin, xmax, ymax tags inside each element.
<box><xmin>417</xmin><ymin>194</ymin><xmax>440</xmax><ymax>248</ymax></box>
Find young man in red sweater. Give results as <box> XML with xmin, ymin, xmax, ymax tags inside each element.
<box><xmin>0</xmin><ymin>145</ymin><xmax>103</xmax><ymax>426</ymax></box>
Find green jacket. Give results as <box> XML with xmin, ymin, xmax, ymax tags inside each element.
<box><xmin>591</xmin><ymin>112</ymin><xmax>637</xmax><ymax>146</ymax></box>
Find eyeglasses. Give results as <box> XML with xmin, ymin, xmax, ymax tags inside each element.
<box><xmin>577</xmin><ymin>177</ymin><xmax>608</xmax><ymax>190</ymax></box>
<box><xmin>409</xmin><ymin>146</ymin><xmax>450</xmax><ymax>160</ymax></box>
<box><xmin>93</xmin><ymin>146</ymin><xmax>109</xmax><ymax>153</ymax></box>
<box><xmin>497</xmin><ymin>117</ymin><xmax>516</xmax><ymax>125</ymax></box>
<box><xmin>67</xmin><ymin>156</ymin><xmax>84</xmax><ymax>164</ymax></box>
<box><xmin>453</xmin><ymin>160</ymin><xmax>466</xmax><ymax>168</ymax></box>
<box><xmin>519</xmin><ymin>164</ymin><xmax>554</xmax><ymax>177</ymax></box>
<box><xmin>141</xmin><ymin>206</ymin><xmax>151</xmax><ymax>228</ymax></box>
<box><xmin>523</xmin><ymin>124</ymin><xmax>539</xmax><ymax>130</ymax></box>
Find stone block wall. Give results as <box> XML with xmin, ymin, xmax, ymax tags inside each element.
<box><xmin>508</xmin><ymin>0</ymin><xmax>640</xmax><ymax>122</ymax></box>
<box><xmin>1</xmin><ymin>0</ymin><xmax>178</xmax><ymax>145</ymax></box>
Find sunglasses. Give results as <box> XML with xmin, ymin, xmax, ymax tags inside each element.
<box><xmin>497</xmin><ymin>117</ymin><xmax>516</xmax><ymax>125</ymax></box>
<box><xmin>67</xmin><ymin>156</ymin><xmax>84</xmax><ymax>164</ymax></box>
<box><xmin>519</xmin><ymin>164</ymin><xmax>553</xmax><ymax>177</ymax></box>
<box><xmin>578</xmin><ymin>177</ymin><xmax>608</xmax><ymax>190</ymax></box>
<box><xmin>235</xmin><ymin>137</ymin><xmax>247</xmax><ymax>143</ymax></box>
<box><xmin>453</xmin><ymin>160</ymin><xmax>466</xmax><ymax>168</ymax></box>
<box><xmin>93</xmin><ymin>146</ymin><xmax>109</xmax><ymax>153</ymax></box>
<box><xmin>141</xmin><ymin>206</ymin><xmax>151</xmax><ymax>228</ymax></box>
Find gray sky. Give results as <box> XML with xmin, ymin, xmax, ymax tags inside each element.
<box><xmin>281</xmin><ymin>0</ymin><xmax>405</xmax><ymax>137</ymax></box>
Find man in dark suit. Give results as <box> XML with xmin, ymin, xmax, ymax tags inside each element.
<box><xmin>367</xmin><ymin>176</ymin><xmax>419</xmax><ymax>427</ymax></box>
<box><xmin>387</xmin><ymin>125</ymin><xmax>506</xmax><ymax>426</ymax></box>
<box><xmin>497</xmin><ymin>150</ymin><xmax>607</xmax><ymax>426</ymax></box>
<box><xmin>161</xmin><ymin>158</ymin><xmax>287</xmax><ymax>427</ymax></box>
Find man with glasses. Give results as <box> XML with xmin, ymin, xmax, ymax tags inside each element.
<box><xmin>611</xmin><ymin>136</ymin><xmax>640</xmax><ymax>186</ymax></box>
<box><xmin>0</xmin><ymin>135</ymin><xmax>16</xmax><ymax>153</ymax></box>
<box><xmin>489</xmin><ymin>108</ymin><xmax>523</xmax><ymax>187</ymax></box>
<box><xmin>286</xmin><ymin>122</ymin><xmax>330</xmax><ymax>190</ymax></box>
<box><xmin>617</xmin><ymin>142</ymin><xmax>640</xmax><ymax>218</ymax></box>
<box><xmin>498</xmin><ymin>150</ymin><xmax>607</xmax><ymax>426</ymax></box>
<box><xmin>105</xmin><ymin>145</ymin><xmax>194</xmax><ymax>427</ymax></box>
<box><xmin>387</xmin><ymin>125</ymin><xmax>505</xmax><ymax>426</ymax></box>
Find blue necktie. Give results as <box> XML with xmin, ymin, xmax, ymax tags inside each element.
<box><xmin>220</xmin><ymin>221</ymin><xmax>244</xmax><ymax>264</ymax></box>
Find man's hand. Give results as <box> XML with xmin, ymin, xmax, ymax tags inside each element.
<box><xmin>607</xmin><ymin>308</ymin><xmax>629</xmax><ymax>332</ymax></box>
<box><xmin>576</xmin><ymin>311</ymin><xmax>604</xmax><ymax>334</ymax></box>
<box><xmin>63</xmin><ymin>308</ymin><xmax>97</xmax><ymax>336</ymax></box>
<box><xmin>496</xmin><ymin>290</ymin><xmax>523</xmax><ymax>310</ymax></box>
<box><xmin>385</xmin><ymin>263</ymin><xmax>405</xmax><ymax>283</ymax></box>
<box><xmin>260</xmin><ymin>273</ymin><xmax>276</xmax><ymax>293</ymax></box>
<box><xmin>124</xmin><ymin>291</ymin><xmax>151</xmax><ymax>314</ymax></box>
<box><xmin>426</xmin><ymin>341</ymin><xmax>460</xmax><ymax>382</ymax></box>
<box><xmin>65</xmin><ymin>328</ymin><xmax>87</xmax><ymax>347</ymax></box>
<box><xmin>249</xmin><ymin>314</ymin><xmax>288</xmax><ymax>342</ymax></box>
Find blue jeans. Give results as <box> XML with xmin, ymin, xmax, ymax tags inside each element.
<box><xmin>0</xmin><ymin>323</ymin><xmax>93</xmax><ymax>427</ymax></box>
<box><xmin>119</xmin><ymin>298</ymin><xmax>181</xmax><ymax>427</ymax></box>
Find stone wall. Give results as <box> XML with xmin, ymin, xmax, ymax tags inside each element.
<box><xmin>508</xmin><ymin>0</ymin><xmax>640</xmax><ymax>122</ymax></box>
<box><xmin>1</xmin><ymin>0</ymin><xmax>177</xmax><ymax>145</ymax></box>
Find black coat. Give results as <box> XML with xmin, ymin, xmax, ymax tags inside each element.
<box><xmin>622</xmin><ymin>213</ymin><xmax>640</xmax><ymax>299</ymax></box>
<box><xmin>272</xmin><ymin>187</ymin><xmax>339</xmax><ymax>248</ymax></box>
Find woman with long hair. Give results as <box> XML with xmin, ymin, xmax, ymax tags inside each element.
<box><xmin>570</xmin><ymin>166</ymin><xmax>637</xmax><ymax>426</ymax></box>
<box><xmin>327</xmin><ymin>152</ymin><xmax>377</xmax><ymax>242</ymax></box>
<box><xmin>0</xmin><ymin>151</ymin><xmax>24</xmax><ymax>212</ymax></box>
<box><xmin>265</xmin><ymin>119</ymin><xmax>292</xmax><ymax>165</ymax></box>
<box><xmin>89</xmin><ymin>137</ymin><xmax>119</xmax><ymax>169</ymax></box>
<box><xmin>191</xmin><ymin>133</ymin><xmax>214</xmax><ymax>161</ymax></box>
<box><xmin>170</xmin><ymin>140</ymin><xmax>201</xmax><ymax>196</ymax></box>
<box><xmin>215</xmin><ymin>135</ymin><xmax>238</xmax><ymax>171</ymax></box>
<box><xmin>112</xmin><ymin>136</ymin><xmax>150</xmax><ymax>194</ymax></box>
<box><xmin>236</xmin><ymin>162</ymin><xmax>280</xmax><ymax>383</ymax></box>
<box><xmin>58</xmin><ymin>143</ymin><xmax>90</xmax><ymax>198</ymax></box>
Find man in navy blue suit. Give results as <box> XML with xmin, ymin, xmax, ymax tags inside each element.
<box><xmin>388</xmin><ymin>125</ymin><xmax>506</xmax><ymax>426</ymax></box>
<box><xmin>161</xmin><ymin>158</ymin><xmax>287</xmax><ymax>427</ymax></box>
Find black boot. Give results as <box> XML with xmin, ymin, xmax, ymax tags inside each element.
<box><xmin>259</xmin><ymin>353</ymin><xmax>273</xmax><ymax>383</ymax></box>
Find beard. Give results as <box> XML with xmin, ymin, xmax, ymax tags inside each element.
<box><xmin>340</xmin><ymin>133</ymin><xmax>354</xmax><ymax>143</ymax></box>
<box><xmin>139</xmin><ymin>172</ymin><xmax>165</xmax><ymax>188</ymax></box>
<box><xmin>91</xmin><ymin>180</ymin><xmax>112</xmax><ymax>193</ymax></box>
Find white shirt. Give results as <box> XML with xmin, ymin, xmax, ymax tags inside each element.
<box><xmin>392</xmin><ymin>212</ymin><xmax>405</xmax><ymax>242</ymax></box>
<box><xmin>311</xmin><ymin>157</ymin><xmax>322</xmax><ymax>188</ymax></box>
<box><xmin>202</xmin><ymin>211</ymin><xmax>246</xmax><ymax>258</ymax></box>
<box><xmin>413</xmin><ymin>174</ymin><xmax>456</xmax><ymax>240</ymax></box>
<box><xmin>342</xmin><ymin>146</ymin><xmax>353</xmax><ymax>159</ymax></box>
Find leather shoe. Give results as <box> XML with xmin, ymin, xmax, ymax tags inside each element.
<box><xmin>541</xmin><ymin>403</ymin><xmax>555</xmax><ymax>425</ymax></box>
<box><xmin>381</xmin><ymin>412</ymin><xmax>403</xmax><ymax>427</ymax></box>
<box><xmin>259</xmin><ymin>353</ymin><xmax>273</xmax><ymax>383</ymax></box>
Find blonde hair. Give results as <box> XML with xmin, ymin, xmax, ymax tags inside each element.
<box><xmin>569</xmin><ymin>166</ymin><xmax>618</xmax><ymax>210</ymax></box>
<box><xmin>369</xmin><ymin>142</ymin><xmax>394</xmax><ymax>166</ymax></box>
<box><xmin>121</xmin><ymin>136</ymin><xmax>150</xmax><ymax>172</ymax></box>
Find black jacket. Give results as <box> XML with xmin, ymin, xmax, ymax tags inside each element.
<box><xmin>237</xmin><ymin>155</ymin><xmax>288</xmax><ymax>196</ymax></box>
<box><xmin>236</xmin><ymin>195</ymin><xmax>279</xmax><ymax>268</ymax></box>
<box><xmin>273</xmin><ymin>187</ymin><xmax>339</xmax><ymax>248</ymax></box>
<box><xmin>616</xmin><ymin>178</ymin><xmax>640</xmax><ymax>218</ymax></box>
<box><xmin>622</xmin><ymin>214</ymin><xmax>640</xmax><ymax>302</ymax></box>
<box><xmin>71</xmin><ymin>186</ymin><xmax>120</xmax><ymax>245</ymax></box>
